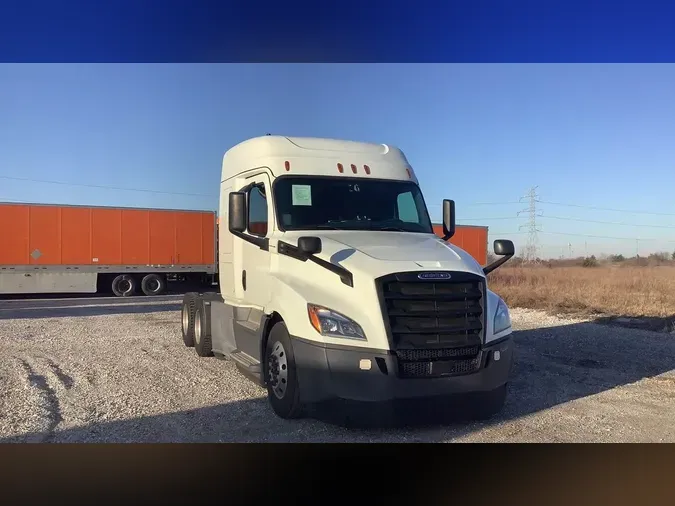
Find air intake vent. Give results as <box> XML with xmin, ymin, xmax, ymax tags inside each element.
<box><xmin>376</xmin><ymin>271</ymin><xmax>486</xmax><ymax>378</ymax></box>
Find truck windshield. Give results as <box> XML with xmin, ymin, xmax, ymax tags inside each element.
<box><xmin>273</xmin><ymin>177</ymin><xmax>434</xmax><ymax>233</ymax></box>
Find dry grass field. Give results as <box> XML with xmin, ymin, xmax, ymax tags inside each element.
<box><xmin>488</xmin><ymin>265</ymin><xmax>675</xmax><ymax>319</ymax></box>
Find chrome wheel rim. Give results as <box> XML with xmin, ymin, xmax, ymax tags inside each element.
<box><xmin>267</xmin><ymin>341</ymin><xmax>288</xmax><ymax>399</ymax></box>
<box><xmin>194</xmin><ymin>310</ymin><xmax>202</xmax><ymax>344</ymax></box>
<box><xmin>182</xmin><ymin>304</ymin><xmax>189</xmax><ymax>335</ymax></box>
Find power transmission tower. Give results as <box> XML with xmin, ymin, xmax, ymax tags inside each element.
<box><xmin>518</xmin><ymin>186</ymin><xmax>543</xmax><ymax>263</ymax></box>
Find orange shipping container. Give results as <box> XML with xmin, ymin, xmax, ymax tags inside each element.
<box><xmin>0</xmin><ymin>203</ymin><xmax>216</xmax><ymax>267</ymax></box>
<box><xmin>432</xmin><ymin>224</ymin><xmax>488</xmax><ymax>266</ymax></box>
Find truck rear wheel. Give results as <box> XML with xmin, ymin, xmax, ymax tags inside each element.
<box><xmin>181</xmin><ymin>293</ymin><xmax>198</xmax><ymax>347</ymax></box>
<box><xmin>111</xmin><ymin>274</ymin><xmax>137</xmax><ymax>297</ymax></box>
<box><xmin>141</xmin><ymin>274</ymin><xmax>166</xmax><ymax>296</ymax></box>
<box><xmin>193</xmin><ymin>302</ymin><xmax>213</xmax><ymax>357</ymax></box>
<box><xmin>264</xmin><ymin>322</ymin><xmax>303</xmax><ymax>419</ymax></box>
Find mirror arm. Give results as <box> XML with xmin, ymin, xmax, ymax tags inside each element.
<box><xmin>309</xmin><ymin>256</ymin><xmax>354</xmax><ymax>287</ymax></box>
<box><xmin>483</xmin><ymin>253</ymin><xmax>513</xmax><ymax>275</ymax></box>
<box><xmin>232</xmin><ymin>229</ymin><xmax>269</xmax><ymax>251</ymax></box>
<box><xmin>277</xmin><ymin>241</ymin><xmax>354</xmax><ymax>287</ymax></box>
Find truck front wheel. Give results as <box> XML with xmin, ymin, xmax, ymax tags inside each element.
<box><xmin>264</xmin><ymin>322</ymin><xmax>303</xmax><ymax>419</ymax></box>
<box><xmin>111</xmin><ymin>274</ymin><xmax>137</xmax><ymax>297</ymax></box>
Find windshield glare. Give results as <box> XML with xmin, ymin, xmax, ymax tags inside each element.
<box><xmin>273</xmin><ymin>177</ymin><xmax>433</xmax><ymax>233</ymax></box>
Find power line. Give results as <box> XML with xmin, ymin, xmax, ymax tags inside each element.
<box><xmin>541</xmin><ymin>230</ymin><xmax>675</xmax><ymax>243</ymax></box>
<box><xmin>0</xmin><ymin>195</ymin><xmax>215</xmax><ymax>212</ymax></box>
<box><xmin>0</xmin><ymin>175</ymin><xmax>217</xmax><ymax>198</ymax></box>
<box><xmin>487</xmin><ymin>229</ymin><xmax>675</xmax><ymax>243</ymax></box>
<box><xmin>542</xmin><ymin>215</ymin><xmax>675</xmax><ymax>229</ymax></box>
<box><xmin>464</xmin><ymin>214</ymin><xmax>675</xmax><ymax>229</ymax></box>
<box><xmin>458</xmin><ymin>217</ymin><xmax>515</xmax><ymax>221</ymax></box>
<box><xmin>4</xmin><ymin>174</ymin><xmax>674</xmax><ymax>248</ymax></box>
<box><xmin>8</xmin><ymin>173</ymin><xmax>669</xmax><ymax>216</ymax></box>
<box><xmin>463</xmin><ymin>201</ymin><xmax>523</xmax><ymax>206</ymax></box>
<box><xmin>438</xmin><ymin>199</ymin><xmax>675</xmax><ymax>217</ymax></box>
<box><xmin>488</xmin><ymin>231</ymin><xmax>528</xmax><ymax>236</ymax></box>
<box><xmin>536</xmin><ymin>199</ymin><xmax>675</xmax><ymax>217</ymax></box>
<box><xmin>427</xmin><ymin>201</ymin><xmax>524</xmax><ymax>212</ymax></box>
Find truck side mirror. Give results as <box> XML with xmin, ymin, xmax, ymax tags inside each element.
<box><xmin>298</xmin><ymin>236</ymin><xmax>322</xmax><ymax>255</ymax></box>
<box><xmin>483</xmin><ymin>239</ymin><xmax>515</xmax><ymax>275</ymax></box>
<box><xmin>493</xmin><ymin>239</ymin><xmax>515</xmax><ymax>257</ymax></box>
<box><xmin>229</xmin><ymin>192</ymin><xmax>247</xmax><ymax>233</ymax></box>
<box><xmin>442</xmin><ymin>199</ymin><xmax>456</xmax><ymax>240</ymax></box>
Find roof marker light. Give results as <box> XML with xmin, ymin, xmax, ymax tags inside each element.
<box><xmin>351</xmin><ymin>164</ymin><xmax>357</xmax><ymax>174</ymax></box>
<box><xmin>284</xmin><ymin>161</ymin><xmax>291</xmax><ymax>171</ymax></box>
<box><xmin>406</xmin><ymin>168</ymin><xmax>412</xmax><ymax>178</ymax></box>
<box><xmin>364</xmin><ymin>164</ymin><xmax>371</xmax><ymax>175</ymax></box>
<box><xmin>337</xmin><ymin>163</ymin><xmax>344</xmax><ymax>173</ymax></box>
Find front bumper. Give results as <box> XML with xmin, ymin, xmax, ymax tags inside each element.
<box><xmin>292</xmin><ymin>335</ymin><xmax>514</xmax><ymax>405</ymax></box>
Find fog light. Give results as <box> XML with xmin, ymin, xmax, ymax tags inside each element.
<box><xmin>359</xmin><ymin>359</ymin><xmax>372</xmax><ymax>371</ymax></box>
<box><xmin>494</xmin><ymin>351</ymin><xmax>501</xmax><ymax>361</ymax></box>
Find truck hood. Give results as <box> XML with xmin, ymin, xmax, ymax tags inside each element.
<box><xmin>279</xmin><ymin>231</ymin><xmax>485</xmax><ymax>275</ymax></box>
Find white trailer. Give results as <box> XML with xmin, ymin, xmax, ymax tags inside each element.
<box><xmin>180</xmin><ymin>135</ymin><xmax>515</xmax><ymax>423</ymax></box>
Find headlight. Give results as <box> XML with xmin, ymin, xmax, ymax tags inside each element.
<box><xmin>307</xmin><ymin>304</ymin><xmax>366</xmax><ymax>340</ymax></box>
<box><xmin>493</xmin><ymin>298</ymin><xmax>511</xmax><ymax>335</ymax></box>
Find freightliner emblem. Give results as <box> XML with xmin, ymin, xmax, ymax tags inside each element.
<box><xmin>418</xmin><ymin>272</ymin><xmax>451</xmax><ymax>280</ymax></box>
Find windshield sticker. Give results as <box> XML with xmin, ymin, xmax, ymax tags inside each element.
<box><xmin>291</xmin><ymin>184</ymin><xmax>312</xmax><ymax>206</ymax></box>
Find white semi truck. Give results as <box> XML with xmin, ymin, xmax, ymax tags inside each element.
<box><xmin>180</xmin><ymin>135</ymin><xmax>515</xmax><ymax>423</ymax></box>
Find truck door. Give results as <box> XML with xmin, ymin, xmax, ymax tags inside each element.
<box><xmin>235</xmin><ymin>173</ymin><xmax>273</xmax><ymax>309</ymax></box>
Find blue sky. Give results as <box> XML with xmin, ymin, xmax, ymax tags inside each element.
<box><xmin>1</xmin><ymin>64</ymin><xmax>674</xmax><ymax>258</ymax></box>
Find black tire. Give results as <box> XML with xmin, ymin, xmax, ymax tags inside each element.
<box><xmin>193</xmin><ymin>300</ymin><xmax>213</xmax><ymax>357</ymax></box>
<box><xmin>111</xmin><ymin>274</ymin><xmax>137</xmax><ymax>297</ymax></box>
<box><xmin>181</xmin><ymin>293</ymin><xmax>198</xmax><ymax>347</ymax></box>
<box><xmin>141</xmin><ymin>274</ymin><xmax>166</xmax><ymax>296</ymax></box>
<box><xmin>264</xmin><ymin>322</ymin><xmax>303</xmax><ymax>419</ymax></box>
<box><xmin>471</xmin><ymin>383</ymin><xmax>508</xmax><ymax>421</ymax></box>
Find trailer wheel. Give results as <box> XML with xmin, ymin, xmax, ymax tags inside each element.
<box><xmin>193</xmin><ymin>301</ymin><xmax>213</xmax><ymax>357</ymax></box>
<box><xmin>181</xmin><ymin>293</ymin><xmax>198</xmax><ymax>347</ymax></box>
<box><xmin>264</xmin><ymin>322</ymin><xmax>303</xmax><ymax>419</ymax></box>
<box><xmin>141</xmin><ymin>274</ymin><xmax>166</xmax><ymax>296</ymax></box>
<box><xmin>111</xmin><ymin>274</ymin><xmax>137</xmax><ymax>297</ymax></box>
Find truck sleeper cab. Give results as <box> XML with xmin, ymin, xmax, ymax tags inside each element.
<box><xmin>180</xmin><ymin>135</ymin><xmax>515</xmax><ymax>424</ymax></box>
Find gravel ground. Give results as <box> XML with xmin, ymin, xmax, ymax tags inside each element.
<box><xmin>0</xmin><ymin>297</ymin><xmax>674</xmax><ymax>443</ymax></box>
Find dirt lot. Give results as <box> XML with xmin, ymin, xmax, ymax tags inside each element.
<box><xmin>0</xmin><ymin>295</ymin><xmax>674</xmax><ymax>442</ymax></box>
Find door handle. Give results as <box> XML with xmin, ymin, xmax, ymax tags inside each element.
<box><xmin>242</xmin><ymin>270</ymin><xmax>247</xmax><ymax>291</ymax></box>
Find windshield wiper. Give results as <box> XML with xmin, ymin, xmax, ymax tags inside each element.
<box><xmin>319</xmin><ymin>225</ymin><xmax>410</xmax><ymax>232</ymax></box>
<box><xmin>377</xmin><ymin>226</ymin><xmax>408</xmax><ymax>232</ymax></box>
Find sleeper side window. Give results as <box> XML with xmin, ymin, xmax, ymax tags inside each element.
<box><xmin>247</xmin><ymin>184</ymin><xmax>268</xmax><ymax>237</ymax></box>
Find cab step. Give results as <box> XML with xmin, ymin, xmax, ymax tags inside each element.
<box><xmin>230</xmin><ymin>350</ymin><xmax>264</xmax><ymax>387</ymax></box>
